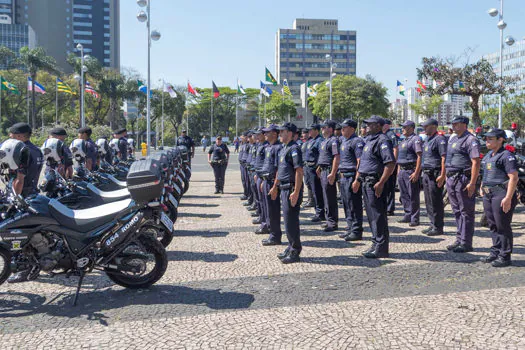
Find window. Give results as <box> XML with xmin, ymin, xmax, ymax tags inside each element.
<box><xmin>74</xmin><ymin>22</ymin><xmax>92</xmax><ymax>27</ymax></box>
<box><xmin>73</xmin><ymin>4</ymin><xmax>92</xmax><ymax>10</ymax></box>
<box><xmin>74</xmin><ymin>30</ymin><xmax>92</xmax><ymax>36</ymax></box>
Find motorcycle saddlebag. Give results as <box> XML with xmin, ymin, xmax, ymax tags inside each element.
<box><xmin>126</xmin><ymin>158</ymin><xmax>164</xmax><ymax>204</ymax></box>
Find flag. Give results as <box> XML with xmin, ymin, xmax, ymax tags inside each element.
<box><xmin>187</xmin><ymin>81</ymin><xmax>201</xmax><ymax>97</ymax></box>
<box><xmin>85</xmin><ymin>81</ymin><xmax>100</xmax><ymax>99</ymax></box>
<box><xmin>265</xmin><ymin>67</ymin><xmax>278</xmax><ymax>85</ymax></box>
<box><xmin>28</xmin><ymin>77</ymin><xmax>46</xmax><ymax>94</ymax></box>
<box><xmin>458</xmin><ymin>81</ymin><xmax>465</xmax><ymax>91</ymax></box>
<box><xmin>137</xmin><ymin>80</ymin><xmax>148</xmax><ymax>94</ymax></box>
<box><xmin>306</xmin><ymin>81</ymin><xmax>317</xmax><ymax>97</ymax></box>
<box><xmin>164</xmin><ymin>83</ymin><xmax>177</xmax><ymax>98</ymax></box>
<box><xmin>56</xmin><ymin>78</ymin><xmax>74</xmax><ymax>95</ymax></box>
<box><xmin>212</xmin><ymin>81</ymin><xmax>220</xmax><ymax>98</ymax></box>
<box><xmin>1</xmin><ymin>76</ymin><xmax>20</xmax><ymax>94</ymax></box>
<box><xmin>260</xmin><ymin>81</ymin><xmax>273</xmax><ymax>97</ymax></box>
<box><xmin>237</xmin><ymin>79</ymin><xmax>246</xmax><ymax>95</ymax></box>
<box><xmin>282</xmin><ymin>79</ymin><xmax>292</xmax><ymax>96</ymax></box>
<box><xmin>397</xmin><ymin>80</ymin><xmax>405</xmax><ymax>96</ymax></box>
<box><xmin>416</xmin><ymin>80</ymin><xmax>427</xmax><ymax>93</ymax></box>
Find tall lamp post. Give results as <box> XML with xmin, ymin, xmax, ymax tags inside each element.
<box><xmin>488</xmin><ymin>1</ymin><xmax>515</xmax><ymax>128</ymax></box>
<box><xmin>325</xmin><ymin>54</ymin><xmax>337</xmax><ymax>120</ymax></box>
<box><xmin>75</xmin><ymin>43</ymin><xmax>87</xmax><ymax>127</ymax></box>
<box><xmin>137</xmin><ymin>0</ymin><xmax>161</xmax><ymax>156</ymax></box>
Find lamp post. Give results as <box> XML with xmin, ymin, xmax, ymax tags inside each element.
<box><xmin>325</xmin><ymin>54</ymin><xmax>337</xmax><ymax>120</ymax></box>
<box><xmin>75</xmin><ymin>43</ymin><xmax>87</xmax><ymax>127</ymax></box>
<box><xmin>137</xmin><ymin>0</ymin><xmax>161</xmax><ymax>155</ymax></box>
<box><xmin>488</xmin><ymin>1</ymin><xmax>515</xmax><ymax>128</ymax></box>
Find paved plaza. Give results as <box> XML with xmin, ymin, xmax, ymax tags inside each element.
<box><xmin>1</xmin><ymin>150</ymin><xmax>525</xmax><ymax>349</ymax></box>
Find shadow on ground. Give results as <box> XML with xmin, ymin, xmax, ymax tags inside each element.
<box><xmin>167</xmin><ymin>251</ymin><xmax>238</xmax><ymax>263</ymax></box>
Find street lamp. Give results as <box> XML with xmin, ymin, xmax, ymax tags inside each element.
<box><xmin>137</xmin><ymin>0</ymin><xmax>161</xmax><ymax>155</ymax></box>
<box><xmin>487</xmin><ymin>1</ymin><xmax>516</xmax><ymax>128</ymax></box>
<box><xmin>75</xmin><ymin>43</ymin><xmax>86</xmax><ymax>127</ymax></box>
<box><xmin>325</xmin><ymin>54</ymin><xmax>337</xmax><ymax>119</ymax></box>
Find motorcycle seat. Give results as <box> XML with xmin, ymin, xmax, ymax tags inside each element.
<box><xmin>106</xmin><ymin>174</ymin><xmax>127</xmax><ymax>188</ymax></box>
<box><xmin>86</xmin><ymin>183</ymin><xmax>130</xmax><ymax>204</ymax></box>
<box><xmin>49</xmin><ymin>198</ymin><xmax>133</xmax><ymax>233</ymax></box>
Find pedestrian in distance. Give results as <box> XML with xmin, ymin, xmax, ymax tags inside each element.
<box><xmin>208</xmin><ymin>135</ymin><xmax>230</xmax><ymax>194</ymax></box>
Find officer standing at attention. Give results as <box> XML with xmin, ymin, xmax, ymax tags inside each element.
<box><xmin>239</xmin><ymin>133</ymin><xmax>249</xmax><ymax>200</ymax></box>
<box><xmin>316</xmin><ymin>120</ymin><xmax>340</xmax><ymax>232</ymax></box>
<box><xmin>113</xmin><ymin>128</ymin><xmax>129</xmax><ymax>162</ymax></box>
<box><xmin>247</xmin><ymin>131</ymin><xmax>260</xmax><ymax>213</ymax></box>
<box><xmin>269</xmin><ymin>122</ymin><xmax>304</xmax><ymax>264</ymax></box>
<box><xmin>242</xmin><ymin>132</ymin><xmax>256</xmax><ymax>208</ymax></box>
<box><xmin>49</xmin><ymin>127</ymin><xmax>73</xmax><ymax>179</ymax></box>
<box><xmin>383</xmin><ymin>119</ymin><xmax>399</xmax><ymax>215</ymax></box>
<box><xmin>8</xmin><ymin>123</ymin><xmax>44</xmax><ymax>197</ymax></box>
<box><xmin>207</xmin><ymin>135</ymin><xmax>230</xmax><ymax>194</ymax></box>
<box><xmin>352</xmin><ymin>116</ymin><xmax>395</xmax><ymax>258</ymax></box>
<box><xmin>421</xmin><ymin>119</ymin><xmax>447</xmax><ymax>236</ymax></box>
<box><xmin>301</xmin><ymin>127</ymin><xmax>314</xmax><ymax>207</ymax></box>
<box><xmin>77</xmin><ymin>126</ymin><xmax>97</xmax><ymax>171</ymax></box>
<box><xmin>253</xmin><ymin>128</ymin><xmax>269</xmax><ymax>233</ymax></box>
<box><xmin>445</xmin><ymin>116</ymin><xmax>480</xmax><ymax>253</ymax></box>
<box><xmin>304</xmin><ymin>124</ymin><xmax>325</xmax><ymax>222</ymax></box>
<box><xmin>480</xmin><ymin>129</ymin><xmax>518</xmax><ymax>267</ymax></box>
<box><xmin>338</xmin><ymin>119</ymin><xmax>365</xmax><ymax>241</ymax></box>
<box><xmin>397</xmin><ymin>120</ymin><xmax>423</xmax><ymax>226</ymax></box>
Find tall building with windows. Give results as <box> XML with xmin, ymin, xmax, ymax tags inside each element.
<box><xmin>483</xmin><ymin>39</ymin><xmax>525</xmax><ymax>95</ymax></box>
<box><xmin>0</xmin><ymin>0</ymin><xmax>36</xmax><ymax>70</ymax></box>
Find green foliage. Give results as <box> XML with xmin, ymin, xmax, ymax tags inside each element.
<box><xmin>480</xmin><ymin>94</ymin><xmax>525</xmax><ymax>131</ymax></box>
<box><xmin>258</xmin><ymin>93</ymin><xmax>297</xmax><ymax>124</ymax></box>
<box><xmin>409</xmin><ymin>95</ymin><xmax>443</xmax><ymax>120</ymax></box>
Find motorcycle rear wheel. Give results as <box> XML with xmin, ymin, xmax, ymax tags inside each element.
<box><xmin>0</xmin><ymin>247</ymin><xmax>12</xmax><ymax>285</ymax></box>
<box><xmin>105</xmin><ymin>234</ymin><xmax>167</xmax><ymax>289</ymax></box>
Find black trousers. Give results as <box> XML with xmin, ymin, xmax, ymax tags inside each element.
<box><xmin>250</xmin><ymin>171</ymin><xmax>260</xmax><ymax>212</ymax></box>
<box><xmin>212</xmin><ymin>162</ymin><xmax>227</xmax><ymax>191</ymax></box>
<box><xmin>240</xmin><ymin>163</ymin><xmax>249</xmax><ymax>197</ymax></box>
<box><xmin>281</xmin><ymin>185</ymin><xmax>303</xmax><ymax>254</ymax></box>
<box><xmin>422</xmin><ymin>171</ymin><xmax>444</xmax><ymax>232</ymax></box>
<box><xmin>320</xmin><ymin>169</ymin><xmax>338</xmax><ymax>228</ymax></box>
<box><xmin>483</xmin><ymin>188</ymin><xmax>517</xmax><ymax>260</ymax></box>
<box><xmin>362</xmin><ymin>180</ymin><xmax>389</xmax><ymax>253</ymax></box>
<box><xmin>339</xmin><ymin>175</ymin><xmax>363</xmax><ymax>236</ymax></box>
<box><xmin>386</xmin><ymin>168</ymin><xmax>397</xmax><ymax>213</ymax></box>
<box><xmin>305</xmin><ymin>166</ymin><xmax>324</xmax><ymax>218</ymax></box>
<box><xmin>263</xmin><ymin>179</ymin><xmax>282</xmax><ymax>241</ymax></box>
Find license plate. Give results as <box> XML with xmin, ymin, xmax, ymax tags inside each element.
<box><xmin>173</xmin><ymin>183</ymin><xmax>182</xmax><ymax>195</ymax></box>
<box><xmin>168</xmin><ymin>193</ymin><xmax>178</xmax><ymax>208</ymax></box>
<box><xmin>160</xmin><ymin>212</ymin><xmax>174</xmax><ymax>232</ymax></box>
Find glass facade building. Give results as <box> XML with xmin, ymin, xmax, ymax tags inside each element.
<box><xmin>484</xmin><ymin>39</ymin><xmax>525</xmax><ymax>95</ymax></box>
<box><xmin>0</xmin><ymin>23</ymin><xmax>35</xmax><ymax>69</ymax></box>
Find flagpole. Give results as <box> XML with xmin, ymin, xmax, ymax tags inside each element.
<box><xmin>161</xmin><ymin>80</ymin><xmax>164</xmax><ymax>148</ymax></box>
<box><xmin>55</xmin><ymin>79</ymin><xmax>58</xmax><ymax>125</ymax></box>
<box><xmin>235</xmin><ymin>80</ymin><xmax>238</xmax><ymax>138</ymax></box>
<box><xmin>26</xmin><ymin>83</ymin><xmax>29</xmax><ymax>124</ymax></box>
<box><xmin>0</xmin><ymin>77</ymin><xmax>2</xmax><ymax>123</ymax></box>
<box><xmin>210</xmin><ymin>86</ymin><xmax>213</xmax><ymax>138</ymax></box>
<box><xmin>263</xmin><ymin>95</ymin><xmax>266</xmax><ymax>126</ymax></box>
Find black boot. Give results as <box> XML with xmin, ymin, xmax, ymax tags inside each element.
<box><xmin>281</xmin><ymin>251</ymin><xmax>300</xmax><ymax>264</ymax></box>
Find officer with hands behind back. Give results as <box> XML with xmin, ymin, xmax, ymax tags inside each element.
<box><xmin>208</xmin><ymin>135</ymin><xmax>230</xmax><ymax>194</ymax></box>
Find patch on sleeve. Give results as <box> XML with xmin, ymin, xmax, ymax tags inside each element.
<box><xmin>508</xmin><ymin>156</ymin><xmax>516</xmax><ymax>161</ymax></box>
<box><xmin>291</xmin><ymin>150</ymin><xmax>298</xmax><ymax>157</ymax></box>
<box><xmin>472</xmin><ymin>141</ymin><xmax>479</xmax><ymax>147</ymax></box>
<box><xmin>380</xmin><ymin>143</ymin><xmax>388</xmax><ymax>150</ymax></box>
<box><xmin>440</xmin><ymin>140</ymin><xmax>446</xmax><ymax>145</ymax></box>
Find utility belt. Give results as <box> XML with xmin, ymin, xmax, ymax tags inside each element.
<box><xmin>399</xmin><ymin>163</ymin><xmax>416</xmax><ymax>170</ymax></box>
<box><xmin>260</xmin><ymin>173</ymin><xmax>275</xmax><ymax>182</ymax></box>
<box><xmin>304</xmin><ymin>161</ymin><xmax>317</xmax><ymax>167</ymax></box>
<box><xmin>211</xmin><ymin>159</ymin><xmax>227</xmax><ymax>165</ymax></box>
<box><xmin>318</xmin><ymin>165</ymin><xmax>332</xmax><ymax>172</ymax></box>
<box><xmin>482</xmin><ymin>182</ymin><xmax>508</xmax><ymax>195</ymax></box>
<box><xmin>279</xmin><ymin>182</ymin><xmax>295</xmax><ymax>190</ymax></box>
<box><xmin>340</xmin><ymin>170</ymin><xmax>356</xmax><ymax>178</ymax></box>
<box><xmin>359</xmin><ymin>173</ymin><xmax>380</xmax><ymax>187</ymax></box>
<box><xmin>446</xmin><ymin>170</ymin><xmax>471</xmax><ymax>179</ymax></box>
<box><xmin>422</xmin><ymin>168</ymin><xmax>441</xmax><ymax>178</ymax></box>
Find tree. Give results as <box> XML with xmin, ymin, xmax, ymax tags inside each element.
<box><xmin>416</xmin><ymin>56</ymin><xmax>517</xmax><ymax>127</ymax></box>
<box><xmin>409</xmin><ymin>95</ymin><xmax>443</xmax><ymax>120</ymax></box>
<box><xmin>150</xmin><ymin>86</ymin><xmax>186</xmax><ymax>142</ymax></box>
<box><xmin>258</xmin><ymin>93</ymin><xmax>297</xmax><ymax>124</ymax></box>
<box><xmin>480</xmin><ymin>94</ymin><xmax>525</xmax><ymax>131</ymax></box>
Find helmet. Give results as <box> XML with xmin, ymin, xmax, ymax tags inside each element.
<box><xmin>70</xmin><ymin>139</ymin><xmax>87</xmax><ymax>161</ymax></box>
<box><xmin>96</xmin><ymin>138</ymin><xmax>109</xmax><ymax>155</ymax></box>
<box><xmin>0</xmin><ymin>139</ymin><xmax>30</xmax><ymax>170</ymax></box>
<box><xmin>127</xmin><ymin>138</ymin><xmax>135</xmax><ymax>146</ymax></box>
<box><xmin>41</xmin><ymin>138</ymin><xmax>64</xmax><ymax>163</ymax></box>
<box><xmin>109</xmin><ymin>138</ymin><xmax>119</xmax><ymax>152</ymax></box>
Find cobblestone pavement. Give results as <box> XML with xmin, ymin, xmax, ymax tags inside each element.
<box><xmin>1</xmin><ymin>149</ymin><xmax>524</xmax><ymax>349</ymax></box>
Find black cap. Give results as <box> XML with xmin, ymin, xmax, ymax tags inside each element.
<box><xmin>340</xmin><ymin>119</ymin><xmax>358</xmax><ymax>128</ymax></box>
<box><xmin>302</xmin><ymin>127</ymin><xmax>311</xmax><ymax>132</ymax></box>
<box><xmin>401</xmin><ymin>120</ymin><xmax>416</xmax><ymax>128</ymax></box>
<box><xmin>363</xmin><ymin>115</ymin><xmax>385</xmax><ymax>126</ymax></box>
<box><xmin>262</xmin><ymin>124</ymin><xmax>279</xmax><ymax>133</ymax></box>
<box><xmin>9</xmin><ymin>122</ymin><xmax>32</xmax><ymax>135</ymax></box>
<box><xmin>335</xmin><ymin>123</ymin><xmax>342</xmax><ymax>130</ymax></box>
<box><xmin>483</xmin><ymin>128</ymin><xmax>507</xmax><ymax>139</ymax></box>
<box><xmin>242</xmin><ymin>131</ymin><xmax>249</xmax><ymax>137</ymax></box>
<box><xmin>309</xmin><ymin>123</ymin><xmax>321</xmax><ymax>130</ymax></box>
<box><xmin>421</xmin><ymin>118</ymin><xmax>438</xmax><ymax>127</ymax></box>
<box><xmin>181</xmin><ymin>129</ymin><xmax>187</xmax><ymax>133</ymax></box>
<box><xmin>113</xmin><ymin>128</ymin><xmax>127</xmax><ymax>134</ymax></box>
<box><xmin>277</xmin><ymin>122</ymin><xmax>298</xmax><ymax>133</ymax></box>
<box><xmin>451</xmin><ymin>116</ymin><xmax>469</xmax><ymax>125</ymax></box>
<box><xmin>254</xmin><ymin>127</ymin><xmax>264</xmax><ymax>135</ymax></box>
<box><xmin>78</xmin><ymin>126</ymin><xmax>92</xmax><ymax>135</ymax></box>
<box><xmin>320</xmin><ymin>120</ymin><xmax>337</xmax><ymax>129</ymax></box>
<box><xmin>216</xmin><ymin>135</ymin><xmax>222</xmax><ymax>139</ymax></box>
<box><xmin>49</xmin><ymin>127</ymin><xmax>67</xmax><ymax>136</ymax></box>
<box><xmin>384</xmin><ymin>119</ymin><xmax>392</xmax><ymax>125</ymax></box>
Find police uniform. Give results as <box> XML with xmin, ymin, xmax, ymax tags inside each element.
<box><xmin>239</xmin><ymin>134</ymin><xmax>249</xmax><ymax>200</ymax></box>
<box><xmin>317</xmin><ymin>120</ymin><xmax>340</xmax><ymax>231</ymax></box>
<box><xmin>338</xmin><ymin>119</ymin><xmax>365</xmax><ymax>240</ymax></box>
<box><xmin>358</xmin><ymin>116</ymin><xmax>395</xmax><ymax>257</ymax></box>
<box><xmin>241</xmin><ymin>136</ymin><xmax>254</xmax><ymax>205</ymax></box>
<box><xmin>421</xmin><ymin>119</ymin><xmax>447</xmax><ymax>235</ymax></box>
<box><xmin>397</xmin><ymin>121</ymin><xmax>423</xmax><ymax>225</ymax></box>
<box><xmin>301</xmin><ymin>132</ymin><xmax>314</xmax><ymax>206</ymax></box>
<box><xmin>254</xmin><ymin>133</ymin><xmax>269</xmax><ymax>232</ymax></box>
<box><xmin>177</xmin><ymin>133</ymin><xmax>195</xmax><ymax>164</ymax></box>
<box><xmin>49</xmin><ymin>127</ymin><xmax>73</xmax><ymax>178</ymax></box>
<box><xmin>481</xmin><ymin>129</ymin><xmax>518</xmax><ymax>266</ymax></box>
<box><xmin>304</xmin><ymin>127</ymin><xmax>325</xmax><ymax>221</ymax></box>
<box><xmin>208</xmin><ymin>139</ymin><xmax>230</xmax><ymax>193</ymax></box>
<box><xmin>244</xmin><ymin>138</ymin><xmax>256</xmax><ymax>207</ymax></box>
<box><xmin>248</xmin><ymin>137</ymin><xmax>260</xmax><ymax>212</ymax></box>
<box><xmin>445</xmin><ymin>117</ymin><xmax>480</xmax><ymax>252</ymax></box>
<box><xmin>384</xmin><ymin>120</ymin><xmax>399</xmax><ymax>214</ymax></box>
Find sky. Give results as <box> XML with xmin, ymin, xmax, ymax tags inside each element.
<box><xmin>120</xmin><ymin>0</ymin><xmax>525</xmax><ymax>101</ymax></box>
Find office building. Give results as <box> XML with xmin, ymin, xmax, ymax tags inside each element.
<box><xmin>0</xmin><ymin>22</ymin><xmax>36</xmax><ymax>69</ymax></box>
<box><xmin>484</xmin><ymin>39</ymin><xmax>525</xmax><ymax>96</ymax></box>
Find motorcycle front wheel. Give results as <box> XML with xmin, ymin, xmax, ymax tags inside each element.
<box><xmin>0</xmin><ymin>247</ymin><xmax>12</xmax><ymax>285</ymax></box>
<box><xmin>105</xmin><ymin>234</ymin><xmax>167</xmax><ymax>289</ymax></box>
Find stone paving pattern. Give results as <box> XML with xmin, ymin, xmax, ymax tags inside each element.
<box><xmin>1</xmin><ymin>150</ymin><xmax>524</xmax><ymax>349</ymax></box>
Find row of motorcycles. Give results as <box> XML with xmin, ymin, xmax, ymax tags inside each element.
<box><xmin>0</xmin><ymin>138</ymin><xmax>192</xmax><ymax>305</ymax></box>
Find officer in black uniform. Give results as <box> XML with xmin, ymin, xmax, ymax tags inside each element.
<box><xmin>301</xmin><ymin>127</ymin><xmax>314</xmax><ymax>207</ymax></box>
<box><xmin>8</xmin><ymin>123</ymin><xmax>44</xmax><ymax>198</ymax></box>
<box><xmin>480</xmin><ymin>129</ymin><xmax>518</xmax><ymax>267</ymax></box>
<box><xmin>316</xmin><ymin>120</ymin><xmax>340</xmax><ymax>232</ymax></box>
<box><xmin>242</xmin><ymin>132</ymin><xmax>256</xmax><ymax>207</ymax></box>
<box><xmin>383</xmin><ymin>119</ymin><xmax>399</xmax><ymax>215</ymax></box>
<box><xmin>338</xmin><ymin>119</ymin><xmax>365</xmax><ymax>241</ymax></box>
<box><xmin>421</xmin><ymin>118</ymin><xmax>447</xmax><ymax>236</ymax></box>
<box><xmin>247</xmin><ymin>131</ymin><xmax>260</xmax><ymax>213</ymax></box>
<box><xmin>353</xmin><ymin>116</ymin><xmax>396</xmax><ymax>258</ymax></box>
<box><xmin>239</xmin><ymin>133</ymin><xmax>249</xmax><ymax>200</ymax></box>
<box><xmin>269</xmin><ymin>122</ymin><xmax>303</xmax><ymax>264</ymax></box>
<box><xmin>397</xmin><ymin>120</ymin><xmax>423</xmax><ymax>226</ymax></box>
<box><xmin>304</xmin><ymin>124</ymin><xmax>325</xmax><ymax>222</ymax></box>
<box><xmin>49</xmin><ymin>127</ymin><xmax>73</xmax><ymax>179</ymax></box>
<box><xmin>113</xmin><ymin>128</ymin><xmax>129</xmax><ymax>162</ymax></box>
<box><xmin>78</xmin><ymin>126</ymin><xmax>98</xmax><ymax>171</ymax></box>
<box><xmin>177</xmin><ymin>130</ymin><xmax>195</xmax><ymax>163</ymax></box>
<box><xmin>207</xmin><ymin>135</ymin><xmax>230</xmax><ymax>194</ymax></box>
<box><xmin>253</xmin><ymin>128</ymin><xmax>269</xmax><ymax>232</ymax></box>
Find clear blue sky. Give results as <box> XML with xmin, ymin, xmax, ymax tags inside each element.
<box><xmin>120</xmin><ymin>0</ymin><xmax>525</xmax><ymax>101</ymax></box>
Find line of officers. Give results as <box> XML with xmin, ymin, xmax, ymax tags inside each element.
<box><xmin>238</xmin><ymin>116</ymin><xmax>520</xmax><ymax>267</ymax></box>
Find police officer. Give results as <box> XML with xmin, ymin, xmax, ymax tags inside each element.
<box><xmin>260</xmin><ymin>124</ymin><xmax>283</xmax><ymax>246</ymax></box>
<box><xmin>445</xmin><ymin>116</ymin><xmax>481</xmax><ymax>253</ymax></box>
<box><xmin>301</xmin><ymin>127</ymin><xmax>314</xmax><ymax>207</ymax></box>
<box><xmin>78</xmin><ymin>126</ymin><xmax>97</xmax><ymax>171</ymax></box>
<box><xmin>304</xmin><ymin>124</ymin><xmax>325</xmax><ymax>222</ymax></box>
<box><xmin>383</xmin><ymin>119</ymin><xmax>399</xmax><ymax>215</ymax></box>
<box><xmin>8</xmin><ymin>123</ymin><xmax>44</xmax><ymax>197</ymax></box>
<box><xmin>353</xmin><ymin>116</ymin><xmax>395</xmax><ymax>258</ymax></box>
<box><xmin>338</xmin><ymin>119</ymin><xmax>365</xmax><ymax>241</ymax></box>
<box><xmin>113</xmin><ymin>128</ymin><xmax>129</xmax><ymax>162</ymax></box>
<box><xmin>247</xmin><ymin>130</ymin><xmax>260</xmax><ymax>213</ymax></box>
<box><xmin>177</xmin><ymin>130</ymin><xmax>195</xmax><ymax>162</ymax></box>
<box><xmin>207</xmin><ymin>135</ymin><xmax>230</xmax><ymax>194</ymax></box>
<box><xmin>316</xmin><ymin>120</ymin><xmax>340</xmax><ymax>232</ymax></box>
<box><xmin>242</xmin><ymin>131</ymin><xmax>256</xmax><ymax>207</ymax></box>
<box><xmin>480</xmin><ymin>129</ymin><xmax>518</xmax><ymax>267</ymax></box>
<box><xmin>421</xmin><ymin>118</ymin><xmax>447</xmax><ymax>236</ymax></box>
<box><xmin>239</xmin><ymin>133</ymin><xmax>249</xmax><ymax>200</ymax></box>
<box><xmin>397</xmin><ymin>120</ymin><xmax>423</xmax><ymax>226</ymax></box>
<box><xmin>253</xmin><ymin>128</ymin><xmax>269</xmax><ymax>232</ymax></box>
<box><xmin>49</xmin><ymin>127</ymin><xmax>73</xmax><ymax>179</ymax></box>
<box><xmin>269</xmin><ymin>122</ymin><xmax>303</xmax><ymax>264</ymax></box>
<box><xmin>334</xmin><ymin>123</ymin><xmax>342</xmax><ymax>138</ymax></box>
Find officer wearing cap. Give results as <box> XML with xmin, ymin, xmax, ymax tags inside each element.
<box><xmin>304</xmin><ymin>124</ymin><xmax>325</xmax><ymax>222</ymax></box>
<box><xmin>177</xmin><ymin>130</ymin><xmax>195</xmax><ymax>162</ymax></box>
<box><xmin>480</xmin><ymin>129</ymin><xmax>518</xmax><ymax>267</ymax></box>
<box><xmin>253</xmin><ymin>128</ymin><xmax>269</xmax><ymax>233</ymax></box>
<box><xmin>334</xmin><ymin>123</ymin><xmax>342</xmax><ymax>138</ymax></box>
<box><xmin>383</xmin><ymin>119</ymin><xmax>399</xmax><ymax>215</ymax></box>
<box><xmin>300</xmin><ymin>127</ymin><xmax>314</xmax><ymax>207</ymax></box>
<box><xmin>316</xmin><ymin>120</ymin><xmax>340</xmax><ymax>232</ymax></box>
<box><xmin>421</xmin><ymin>118</ymin><xmax>447</xmax><ymax>236</ymax></box>
<box><xmin>445</xmin><ymin>116</ymin><xmax>481</xmax><ymax>253</ymax></box>
<box><xmin>353</xmin><ymin>115</ymin><xmax>396</xmax><ymax>258</ymax></box>
<box><xmin>338</xmin><ymin>119</ymin><xmax>365</xmax><ymax>241</ymax></box>
<box><xmin>397</xmin><ymin>120</ymin><xmax>423</xmax><ymax>226</ymax></box>
<box><xmin>207</xmin><ymin>135</ymin><xmax>230</xmax><ymax>194</ymax></box>
<box><xmin>260</xmin><ymin>124</ymin><xmax>283</xmax><ymax>246</ymax></box>
<box><xmin>269</xmin><ymin>122</ymin><xmax>304</xmax><ymax>264</ymax></box>
<box><xmin>49</xmin><ymin>127</ymin><xmax>73</xmax><ymax>179</ymax></box>
<box><xmin>113</xmin><ymin>128</ymin><xmax>129</xmax><ymax>162</ymax></box>
<box><xmin>238</xmin><ymin>133</ymin><xmax>249</xmax><ymax>201</ymax></box>
<box><xmin>78</xmin><ymin>126</ymin><xmax>97</xmax><ymax>171</ymax></box>
<box><xmin>242</xmin><ymin>131</ymin><xmax>256</xmax><ymax>208</ymax></box>
<box><xmin>8</xmin><ymin>123</ymin><xmax>44</xmax><ymax>197</ymax></box>
<box><xmin>247</xmin><ymin>130</ymin><xmax>260</xmax><ymax>213</ymax></box>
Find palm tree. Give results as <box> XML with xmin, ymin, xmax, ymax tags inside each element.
<box><xmin>17</xmin><ymin>47</ymin><xmax>60</xmax><ymax>128</ymax></box>
<box><xmin>0</xmin><ymin>47</ymin><xmax>16</xmax><ymax>69</ymax></box>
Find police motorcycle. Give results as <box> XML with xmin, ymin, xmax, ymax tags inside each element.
<box><xmin>148</xmin><ymin>152</ymin><xmax>179</xmax><ymax>226</ymax></box>
<box><xmin>165</xmin><ymin>148</ymin><xmax>185</xmax><ymax>202</ymax></box>
<box><xmin>176</xmin><ymin>146</ymin><xmax>191</xmax><ymax>194</ymax></box>
<box><xmin>0</xmin><ymin>140</ymin><xmax>169</xmax><ymax>305</ymax></box>
<box><xmin>515</xmin><ymin>154</ymin><xmax>525</xmax><ymax>205</ymax></box>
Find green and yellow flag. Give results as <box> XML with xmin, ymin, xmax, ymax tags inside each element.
<box><xmin>0</xmin><ymin>76</ymin><xmax>20</xmax><ymax>94</ymax></box>
<box><xmin>265</xmin><ymin>67</ymin><xmax>278</xmax><ymax>86</ymax></box>
<box><xmin>56</xmin><ymin>78</ymin><xmax>74</xmax><ymax>95</ymax></box>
